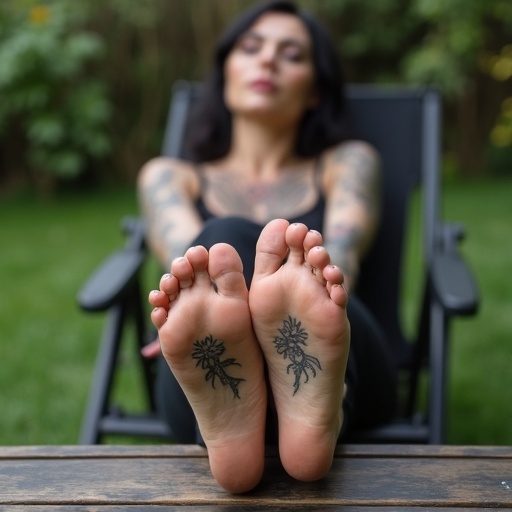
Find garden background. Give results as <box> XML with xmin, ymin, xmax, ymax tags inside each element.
<box><xmin>1</xmin><ymin>0</ymin><xmax>511</xmax><ymax>445</ymax></box>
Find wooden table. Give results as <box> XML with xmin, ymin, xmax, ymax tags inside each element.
<box><xmin>0</xmin><ymin>444</ymin><xmax>511</xmax><ymax>509</ymax></box>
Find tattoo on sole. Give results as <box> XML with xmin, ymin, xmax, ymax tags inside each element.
<box><xmin>192</xmin><ymin>335</ymin><xmax>245</xmax><ymax>399</ymax></box>
<box><xmin>273</xmin><ymin>316</ymin><xmax>322</xmax><ymax>395</ymax></box>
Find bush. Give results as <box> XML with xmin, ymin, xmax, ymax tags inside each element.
<box><xmin>0</xmin><ymin>1</ymin><xmax>111</xmax><ymax>191</ymax></box>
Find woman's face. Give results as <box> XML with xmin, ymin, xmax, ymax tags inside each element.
<box><xmin>224</xmin><ymin>12</ymin><xmax>317</xmax><ymax>126</ymax></box>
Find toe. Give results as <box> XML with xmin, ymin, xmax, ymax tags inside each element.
<box><xmin>170</xmin><ymin>256</ymin><xmax>194</xmax><ymax>289</ymax></box>
<box><xmin>151</xmin><ymin>306</ymin><xmax>168</xmax><ymax>330</ymax></box>
<box><xmin>208</xmin><ymin>243</ymin><xmax>248</xmax><ymax>300</ymax></box>
<box><xmin>323</xmin><ymin>264</ymin><xmax>344</xmax><ymax>285</ymax></box>
<box><xmin>285</xmin><ymin>223</ymin><xmax>309</xmax><ymax>265</ymax></box>
<box><xmin>304</xmin><ymin>230</ymin><xmax>323</xmax><ymax>254</ymax></box>
<box><xmin>324</xmin><ymin>265</ymin><xmax>348</xmax><ymax>307</ymax></box>
<box><xmin>185</xmin><ymin>245</ymin><xmax>212</xmax><ymax>286</ymax></box>
<box><xmin>160</xmin><ymin>273</ymin><xmax>179</xmax><ymax>298</ymax></box>
<box><xmin>149</xmin><ymin>289</ymin><xmax>169</xmax><ymax>308</ymax></box>
<box><xmin>307</xmin><ymin>246</ymin><xmax>331</xmax><ymax>271</ymax></box>
<box><xmin>254</xmin><ymin>218</ymin><xmax>290</xmax><ymax>277</ymax></box>
<box><xmin>327</xmin><ymin>283</ymin><xmax>349</xmax><ymax>307</ymax></box>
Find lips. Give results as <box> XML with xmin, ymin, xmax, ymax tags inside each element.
<box><xmin>249</xmin><ymin>79</ymin><xmax>277</xmax><ymax>93</ymax></box>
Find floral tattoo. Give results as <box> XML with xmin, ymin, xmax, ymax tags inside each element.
<box><xmin>191</xmin><ymin>335</ymin><xmax>245</xmax><ymax>399</ymax></box>
<box><xmin>274</xmin><ymin>316</ymin><xmax>322</xmax><ymax>395</ymax></box>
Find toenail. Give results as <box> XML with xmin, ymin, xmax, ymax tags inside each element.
<box><xmin>152</xmin><ymin>290</ymin><xmax>159</xmax><ymax>295</ymax></box>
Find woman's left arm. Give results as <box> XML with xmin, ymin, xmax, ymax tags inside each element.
<box><xmin>322</xmin><ymin>140</ymin><xmax>381</xmax><ymax>292</ymax></box>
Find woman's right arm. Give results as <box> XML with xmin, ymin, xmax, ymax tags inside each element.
<box><xmin>137</xmin><ymin>157</ymin><xmax>203</xmax><ymax>268</ymax></box>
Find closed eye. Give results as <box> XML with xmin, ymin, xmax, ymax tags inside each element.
<box><xmin>236</xmin><ymin>33</ymin><xmax>262</xmax><ymax>54</ymax></box>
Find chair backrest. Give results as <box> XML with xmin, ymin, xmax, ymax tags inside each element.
<box><xmin>161</xmin><ymin>81</ymin><xmax>442</xmax><ymax>365</ymax></box>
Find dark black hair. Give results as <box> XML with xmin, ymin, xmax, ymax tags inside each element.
<box><xmin>185</xmin><ymin>0</ymin><xmax>352</xmax><ymax>162</ymax></box>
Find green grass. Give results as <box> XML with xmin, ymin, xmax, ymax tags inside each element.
<box><xmin>400</xmin><ymin>178</ymin><xmax>512</xmax><ymax>444</ymax></box>
<box><xmin>440</xmin><ymin>180</ymin><xmax>512</xmax><ymax>444</ymax></box>
<box><xmin>0</xmin><ymin>180</ymin><xmax>511</xmax><ymax>446</ymax></box>
<box><xmin>0</xmin><ymin>188</ymin><xmax>142</xmax><ymax>445</ymax></box>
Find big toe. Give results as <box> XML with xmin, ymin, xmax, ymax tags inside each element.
<box><xmin>254</xmin><ymin>219</ymin><xmax>290</xmax><ymax>277</ymax></box>
<box><xmin>208</xmin><ymin>243</ymin><xmax>248</xmax><ymax>300</ymax></box>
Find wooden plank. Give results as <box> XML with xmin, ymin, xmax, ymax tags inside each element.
<box><xmin>338</xmin><ymin>444</ymin><xmax>512</xmax><ymax>459</ymax></box>
<box><xmin>0</xmin><ymin>504</ymin><xmax>494</xmax><ymax>512</ymax></box>
<box><xmin>0</xmin><ymin>445</ymin><xmax>510</xmax><ymax>508</ymax></box>
<box><xmin>1</xmin><ymin>444</ymin><xmax>510</xmax><ymax>459</ymax></box>
<box><xmin>0</xmin><ymin>507</ymin><xmax>492</xmax><ymax>511</ymax></box>
<box><xmin>0</xmin><ymin>444</ymin><xmax>207</xmax><ymax>460</ymax></box>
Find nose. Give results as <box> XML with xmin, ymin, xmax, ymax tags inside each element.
<box><xmin>258</xmin><ymin>43</ymin><xmax>278</xmax><ymax>69</ymax></box>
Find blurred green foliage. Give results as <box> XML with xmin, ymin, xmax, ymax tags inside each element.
<box><xmin>0</xmin><ymin>0</ymin><xmax>511</xmax><ymax>194</ymax></box>
<box><xmin>310</xmin><ymin>0</ymin><xmax>512</xmax><ymax>176</ymax></box>
<box><xmin>485</xmin><ymin>47</ymin><xmax>512</xmax><ymax>149</ymax></box>
<box><xmin>308</xmin><ymin>0</ymin><xmax>512</xmax><ymax>91</ymax></box>
<box><xmin>0</xmin><ymin>0</ymin><xmax>110</xmax><ymax>188</ymax></box>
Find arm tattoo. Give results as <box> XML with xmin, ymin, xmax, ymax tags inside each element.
<box><xmin>324</xmin><ymin>223</ymin><xmax>362</xmax><ymax>285</ymax></box>
<box><xmin>140</xmin><ymin>165</ymin><xmax>196</xmax><ymax>264</ymax></box>
<box><xmin>143</xmin><ymin>169</ymin><xmax>183</xmax><ymax>217</ymax></box>
<box><xmin>274</xmin><ymin>316</ymin><xmax>322</xmax><ymax>395</ymax></box>
<box><xmin>192</xmin><ymin>335</ymin><xmax>245</xmax><ymax>399</ymax></box>
<box><xmin>328</xmin><ymin>223</ymin><xmax>363</xmax><ymax>250</ymax></box>
<box><xmin>324</xmin><ymin>144</ymin><xmax>381</xmax><ymax>287</ymax></box>
<box><xmin>333</xmin><ymin>144</ymin><xmax>380</xmax><ymax>213</ymax></box>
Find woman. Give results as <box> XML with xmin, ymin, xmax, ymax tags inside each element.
<box><xmin>141</xmin><ymin>0</ymin><xmax>397</xmax><ymax>493</ymax></box>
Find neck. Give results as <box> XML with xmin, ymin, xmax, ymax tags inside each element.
<box><xmin>223</xmin><ymin>116</ymin><xmax>300</xmax><ymax>179</ymax></box>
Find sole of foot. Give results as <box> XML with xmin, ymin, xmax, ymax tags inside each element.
<box><xmin>150</xmin><ymin>244</ymin><xmax>267</xmax><ymax>493</ymax></box>
<box><xmin>249</xmin><ymin>219</ymin><xmax>350</xmax><ymax>482</ymax></box>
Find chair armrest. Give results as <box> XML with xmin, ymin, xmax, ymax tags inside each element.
<box><xmin>77</xmin><ymin>248</ymin><xmax>145</xmax><ymax>312</ymax></box>
<box><xmin>430</xmin><ymin>223</ymin><xmax>479</xmax><ymax>316</ymax></box>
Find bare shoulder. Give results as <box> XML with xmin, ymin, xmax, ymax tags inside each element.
<box><xmin>138</xmin><ymin>156</ymin><xmax>200</xmax><ymax>196</ymax></box>
<box><xmin>323</xmin><ymin>140</ymin><xmax>380</xmax><ymax>176</ymax></box>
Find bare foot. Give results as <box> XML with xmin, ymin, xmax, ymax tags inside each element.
<box><xmin>249</xmin><ymin>219</ymin><xmax>350</xmax><ymax>482</ymax></box>
<box><xmin>149</xmin><ymin>244</ymin><xmax>267</xmax><ymax>493</ymax></box>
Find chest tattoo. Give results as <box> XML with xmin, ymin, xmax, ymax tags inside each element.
<box><xmin>202</xmin><ymin>169</ymin><xmax>318</xmax><ymax>223</ymax></box>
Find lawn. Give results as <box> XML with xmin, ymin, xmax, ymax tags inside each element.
<box><xmin>0</xmin><ymin>179</ymin><xmax>511</xmax><ymax>446</ymax></box>
<box><xmin>440</xmin><ymin>179</ymin><xmax>512</xmax><ymax>444</ymax></box>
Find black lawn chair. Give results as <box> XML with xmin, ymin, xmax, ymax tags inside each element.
<box><xmin>77</xmin><ymin>81</ymin><xmax>479</xmax><ymax>445</ymax></box>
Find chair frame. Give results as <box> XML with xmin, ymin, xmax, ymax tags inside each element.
<box><xmin>78</xmin><ymin>81</ymin><xmax>479</xmax><ymax>445</ymax></box>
